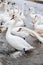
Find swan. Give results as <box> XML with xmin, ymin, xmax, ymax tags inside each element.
<box><xmin>17</xmin><ymin>9</ymin><xmax>25</xmax><ymax>21</ymax></box>
<box><xmin>1</xmin><ymin>19</ymin><xmax>15</xmax><ymax>32</ymax></box>
<box><xmin>11</xmin><ymin>26</ymin><xmax>43</xmax><ymax>43</ymax></box>
<box><xmin>0</xmin><ymin>8</ymin><xmax>25</xmax><ymax>27</ymax></box>
<box><xmin>0</xmin><ymin>8</ymin><xmax>24</xmax><ymax>28</ymax></box>
<box><xmin>13</xmin><ymin>7</ymin><xmax>25</xmax><ymax>21</ymax></box>
<box><xmin>11</xmin><ymin>27</ymin><xmax>30</xmax><ymax>39</ymax></box>
<box><xmin>0</xmin><ymin>0</ymin><xmax>7</xmax><ymax>12</ymax></box>
<box><xmin>5</xmin><ymin>22</ymin><xmax>34</xmax><ymax>51</ymax></box>
<box><xmin>9</xmin><ymin>25</ymin><xmax>43</xmax><ymax>43</ymax></box>
<box><xmin>1</xmin><ymin>22</ymin><xmax>43</xmax><ymax>44</ymax></box>
<box><xmin>32</xmin><ymin>15</ymin><xmax>43</xmax><ymax>31</ymax></box>
<box><xmin>29</xmin><ymin>7</ymin><xmax>41</xmax><ymax>19</ymax></box>
<box><xmin>14</xmin><ymin>7</ymin><xmax>19</xmax><ymax>16</ymax></box>
<box><xmin>1</xmin><ymin>18</ymin><xmax>24</xmax><ymax>32</ymax></box>
<box><xmin>14</xmin><ymin>9</ymin><xmax>25</xmax><ymax>27</ymax></box>
<box><xmin>0</xmin><ymin>0</ymin><xmax>12</xmax><ymax>25</ymax></box>
<box><xmin>9</xmin><ymin>9</ymin><xmax>14</xmax><ymax>19</ymax></box>
<box><xmin>0</xmin><ymin>2</ymin><xmax>25</xmax><ymax>27</ymax></box>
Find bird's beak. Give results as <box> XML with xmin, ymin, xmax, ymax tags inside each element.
<box><xmin>17</xmin><ymin>28</ymin><xmax>22</xmax><ymax>32</ymax></box>
<box><xmin>0</xmin><ymin>28</ymin><xmax>2</xmax><ymax>33</ymax></box>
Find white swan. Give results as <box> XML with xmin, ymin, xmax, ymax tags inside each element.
<box><xmin>11</xmin><ymin>27</ymin><xmax>30</xmax><ymax>38</ymax></box>
<box><xmin>17</xmin><ymin>9</ymin><xmax>25</xmax><ymax>21</ymax></box>
<box><xmin>1</xmin><ymin>22</ymin><xmax>43</xmax><ymax>43</ymax></box>
<box><xmin>0</xmin><ymin>9</ymin><xmax>25</xmax><ymax>28</ymax></box>
<box><xmin>6</xmin><ymin>22</ymin><xmax>34</xmax><ymax>51</ymax></box>
<box><xmin>1</xmin><ymin>19</ymin><xmax>15</xmax><ymax>32</ymax></box>
<box><xmin>32</xmin><ymin>15</ymin><xmax>43</xmax><ymax>31</ymax></box>
<box><xmin>0</xmin><ymin>0</ymin><xmax>7</xmax><ymax>12</ymax></box>
<box><xmin>11</xmin><ymin>26</ymin><xmax>43</xmax><ymax>43</ymax></box>
<box><xmin>0</xmin><ymin>0</ymin><xmax>12</xmax><ymax>25</ymax></box>
<box><xmin>1</xmin><ymin>18</ymin><xmax>24</xmax><ymax>32</ymax></box>
<box><xmin>1</xmin><ymin>9</ymin><xmax>25</xmax><ymax>30</ymax></box>
<box><xmin>10</xmin><ymin>26</ymin><xmax>43</xmax><ymax>43</ymax></box>
<box><xmin>13</xmin><ymin>8</ymin><xmax>25</xmax><ymax>26</ymax></box>
<box><xmin>29</xmin><ymin>7</ymin><xmax>41</xmax><ymax>19</ymax></box>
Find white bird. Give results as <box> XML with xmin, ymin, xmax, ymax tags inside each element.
<box><xmin>11</xmin><ymin>27</ymin><xmax>30</xmax><ymax>39</ymax></box>
<box><xmin>1</xmin><ymin>19</ymin><xmax>15</xmax><ymax>32</ymax></box>
<box><xmin>1</xmin><ymin>9</ymin><xmax>25</xmax><ymax>30</ymax></box>
<box><xmin>17</xmin><ymin>9</ymin><xmax>25</xmax><ymax>20</ymax></box>
<box><xmin>10</xmin><ymin>26</ymin><xmax>43</xmax><ymax>43</ymax></box>
<box><xmin>29</xmin><ymin>7</ymin><xmax>41</xmax><ymax>19</ymax></box>
<box><xmin>1</xmin><ymin>21</ymin><xmax>43</xmax><ymax>44</ymax></box>
<box><xmin>0</xmin><ymin>1</ymin><xmax>12</xmax><ymax>25</ymax></box>
<box><xmin>1</xmin><ymin>18</ymin><xmax>24</xmax><ymax>32</ymax></box>
<box><xmin>0</xmin><ymin>8</ymin><xmax>25</xmax><ymax>28</ymax></box>
<box><xmin>0</xmin><ymin>0</ymin><xmax>7</xmax><ymax>13</ymax></box>
<box><xmin>32</xmin><ymin>15</ymin><xmax>43</xmax><ymax>31</ymax></box>
<box><xmin>11</xmin><ymin>26</ymin><xmax>43</xmax><ymax>43</ymax></box>
<box><xmin>5</xmin><ymin>22</ymin><xmax>34</xmax><ymax>51</ymax></box>
<box><xmin>1</xmin><ymin>19</ymin><xmax>43</xmax><ymax>44</ymax></box>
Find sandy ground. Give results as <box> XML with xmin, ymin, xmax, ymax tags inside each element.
<box><xmin>0</xmin><ymin>0</ymin><xmax>43</xmax><ymax>65</ymax></box>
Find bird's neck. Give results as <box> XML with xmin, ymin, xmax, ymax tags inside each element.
<box><xmin>2</xmin><ymin>0</ymin><xmax>7</xmax><ymax>12</ymax></box>
<box><xmin>30</xmin><ymin>29</ymin><xmax>43</xmax><ymax>42</ymax></box>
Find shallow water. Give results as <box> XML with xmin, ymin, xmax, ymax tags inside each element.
<box><xmin>0</xmin><ymin>0</ymin><xmax>43</xmax><ymax>65</ymax></box>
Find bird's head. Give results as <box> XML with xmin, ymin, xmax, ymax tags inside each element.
<box><xmin>17</xmin><ymin>28</ymin><xmax>22</xmax><ymax>32</ymax></box>
<box><xmin>29</xmin><ymin>7</ymin><xmax>35</xmax><ymax>12</ymax></box>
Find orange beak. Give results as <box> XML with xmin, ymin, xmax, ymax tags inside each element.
<box><xmin>0</xmin><ymin>28</ymin><xmax>2</xmax><ymax>33</ymax></box>
<box><xmin>17</xmin><ymin>28</ymin><xmax>22</xmax><ymax>32</ymax></box>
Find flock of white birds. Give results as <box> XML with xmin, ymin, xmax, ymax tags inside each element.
<box><xmin>0</xmin><ymin>0</ymin><xmax>43</xmax><ymax>58</ymax></box>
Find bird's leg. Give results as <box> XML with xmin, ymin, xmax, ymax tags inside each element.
<box><xmin>22</xmin><ymin>48</ymin><xmax>25</xmax><ymax>54</ymax></box>
<box><xmin>22</xmin><ymin>48</ymin><xmax>27</xmax><ymax>57</ymax></box>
